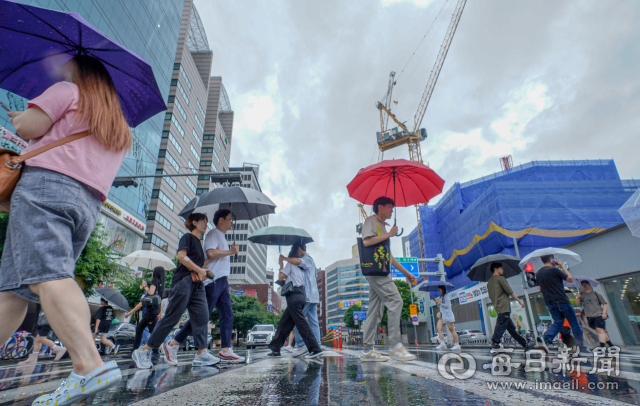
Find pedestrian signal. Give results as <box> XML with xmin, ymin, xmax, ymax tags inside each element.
<box><xmin>525</xmin><ymin>263</ymin><xmax>534</xmax><ymax>272</ymax></box>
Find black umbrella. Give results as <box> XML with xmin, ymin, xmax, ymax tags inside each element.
<box><xmin>94</xmin><ymin>287</ymin><xmax>129</xmax><ymax>311</ymax></box>
<box><xmin>179</xmin><ymin>187</ymin><xmax>276</xmax><ymax>221</ymax></box>
<box><xmin>467</xmin><ymin>254</ymin><xmax>522</xmax><ymax>282</ymax></box>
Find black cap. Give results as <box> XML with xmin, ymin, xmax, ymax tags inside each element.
<box><xmin>580</xmin><ymin>280</ymin><xmax>591</xmax><ymax>285</ymax></box>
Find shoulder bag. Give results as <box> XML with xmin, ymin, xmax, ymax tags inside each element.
<box><xmin>141</xmin><ymin>293</ymin><xmax>161</xmax><ymax>307</ymax></box>
<box><xmin>357</xmin><ymin>236</ymin><xmax>391</xmax><ymax>277</ymax></box>
<box><xmin>0</xmin><ymin>130</ymin><xmax>91</xmax><ymax>211</ymax></box>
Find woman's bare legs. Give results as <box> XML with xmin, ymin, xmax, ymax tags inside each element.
<box><xmin>447</xmin><ymin>322</ymin><xmax>459</xmax><ymax>343</ymax></box>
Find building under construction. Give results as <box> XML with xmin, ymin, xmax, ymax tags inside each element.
<box><xmin>408</xmin><ymin>159</ymin><xmax>640</xmax><ymax>291</ymax></box>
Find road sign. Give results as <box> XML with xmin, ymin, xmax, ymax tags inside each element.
<box><xmin>267</xmin><ymin>305</ymin><xmax>271</xmax><ymax>312</ymax></box>
<box><xmin>409</xmin><ymin>304</ymin><xmax>417</xmax><ymax>316</ymax></box>
<box><xmin>353</xmin><ymin>311</ymin><xmax>367</xmax><ymax>321</ymax></box>
<box><xmin>390</xmin><ymin>257</ymin><xmax>419</xmax><ymax>279</ymax></box>
<box><xmin>411</xmin><ymin>315</ymin><xmax>419</xmax><ymax>325</ymax></box>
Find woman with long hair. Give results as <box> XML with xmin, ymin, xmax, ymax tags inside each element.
<box><xmin>126</xmin><ymin>267</ymin><xmax>165</xmax><ymax>350</ymax></box>
<box><xmin>132</xmin><ymin>213</ymin><xmax>218</xmax><ymax>368</ymax></box>
<box><xmin>434</xmin><ymin>285</ymin><xmax>461</xmax><ymax>351</ymax></box>
<box><xmin>0</xmin><ymin>55</ymin><xmax>131</xmax><ymax>404</ymax></box>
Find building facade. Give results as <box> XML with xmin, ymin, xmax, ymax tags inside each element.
<box><xmin>225</xmin><ymin>164</ymin><xmax>269</xmax><ymax>284</ymax></box>
<box><xmin>325</xmin><ymin>258</ymin><xmax>370</xmax><ymax>330</ymax></box>
<box><xmin>266</xmin><ymin>269</ymin><xmax>275</xmax><ymax>289</ymax></box>
<box><xmin>228</xmin><ymin>283</ymin><xmax>281</xmax><ymax>315</ymax></box>
<box><xmin>317</xmin><ymin>269</ymin><xmax>327</xmax><ymax>335</ymax></box>
<box><xmin>143</xmin><ymin>1</ymin><xmax>234</xmax><ymax>257</ymax></box>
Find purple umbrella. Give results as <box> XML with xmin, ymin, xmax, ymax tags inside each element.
<box><xmin>0</xmin><ymin>0</ymin><xmax>166</xmax><ymax>127</ymax></box>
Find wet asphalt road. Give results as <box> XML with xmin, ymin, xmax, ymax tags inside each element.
<box><xmin>0</xmin><ymin>345</ymin><xmax>639</xmax><ymax>405</ymax></box>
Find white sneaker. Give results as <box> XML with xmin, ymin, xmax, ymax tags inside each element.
<box><xmin>132</xmin><ymin>347</ymin><xmax>153</xmax><ymax>369</ymax></box>
<box><xmin>32</xmin><ymin>361</ymin><xmax>122</xmax><ymax>405</ymax></box>
<box><xmin>360</xmin><ymin>348</ymin><xmax>389</xmax><ymax>362</ymax></box>
<box><xmin>292</xmin><ymin>346</ymin><xmax>308</xmax><ymax>357</ymax></box>
<box><xmin>161</xmin><ymin>342</ymin><xmax>179</xmax><ymax>366</ymax></box>
<box><xmin>389</xmin><ymin>344</ymin><xmax>417</xmax><ymax>361</ymax></box>
<box><xmin>283</xmin><ymin>345</ymin><xmax>294</xmax><ymax>353</ymax></box>
<box><xmin>435</xmin><ymin>342</ymin><xmax>447</xmax><ymax>350</ymax></box>
<box><xmin>192</xmin><ymin>351</ymin><xmax>220</xmax><ymax>366</ymax></box>
<box><xmin>450</xmin><ymin>343</ymin><xmax>461</xmax><ymax>352</ymax></box>
<box><xmin>218</xmin><ymin>348</ymin><xmax>245</xmax><ymax>363</ymax></box>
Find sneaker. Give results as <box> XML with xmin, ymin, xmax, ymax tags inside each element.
<box><xmin>523</xmin><ymin>342</ymin><xmax>535</xmax><ymax>352</ymax></box>
<box><xmin>283</xmin><ymin>345</ymin><xmax>294</xmax><ymax>353</ymax></box>
<box><xmin>305</xmin><ymin>350</ymin><xmax>323</xmax><ymax>359</ymax></box>
<box><xmin>292</xmin><ymin>346</ymin><xmax>308</xmax><ymax>357</ymax></box>
<box><xmin>132</xmin><ymin>347</ymin><xmax>153</xmax><ymax>369</ymax></box>
<box><xmin>537</xmin><ymin>337</ymin><xmax>550</xmax><ymax>354</ymax></box>
<box><xmin>31</xmin><ymin>361</ymin><xmax>122</xmax><ymax>406</ymax></box>
<box><xmin>218</xmin><ymin>348</ymin><xmax>245</xmax><ymax>363</ymax></box>
<box><xmin>435</xmin><ymin>342</ymin><xmax>447</xmax><ymax>351</ymax></box>
<box><xmin>192</xmin><ymin>351</ymin><xmax>221</xmax><ymax>366</ymax></box>
<box><xmin>450</xmin><ymin>343</ymin><xmax>461</xmax><ymax>352</ymax></box>
<box><xmin>491</xmin><ymin>343</ymin><xmax>502</xmax><ymax>350</ymax></box>
<box><xmin>389</xmin><ymin>344</ymin><xmax>417</xmax><ymax>361</ymax></box>
<box><xmin>267</xmin><ymin>351</ymin><xmax>281</xmax><ymax>357</ymax></box>
<box><xmin>360</xmin><ymin>348</ymin><xmax>389</xmax><ymax>362</ymax></box>
<box><xmin>161</xmin><ymin>342</ymin><xmax>179</xmax><ymax>366</ymax></box>
<box><xmin>112</xmin><ymin>345</ymin><xmax>120</xmax><ymax>356</ymax></box>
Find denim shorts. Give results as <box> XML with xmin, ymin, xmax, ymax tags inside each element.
<box><xmin>0</xmin><ymin>166</ymin><xmax>101</xmax><ymax>303</ymax></box>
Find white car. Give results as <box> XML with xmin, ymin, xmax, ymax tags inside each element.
<box><xmin>246</xmin><ymin>324</ymin><xmax>275</xmax><ymax>349</ymax></box>
<box><xmin>430</xmin><ymin>333</ymin><xmax>447</xmax><ymax>344</ymax></box>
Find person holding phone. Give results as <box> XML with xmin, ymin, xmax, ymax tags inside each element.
<box><xmin>535</xmin><ymin>255</ymin><xmax>588</xmax><ymax>354</ymax></box>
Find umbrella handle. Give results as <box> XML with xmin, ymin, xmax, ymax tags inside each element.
<box><xmin>395</xmin><ymin>228</ymin><xmax>404</xmax><ymax>237</ymax></box>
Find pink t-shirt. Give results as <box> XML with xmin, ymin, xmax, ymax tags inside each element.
<box><xmin>22</xmin><ymin>81</ymin><xmax>127</xmax><ymax>199</ymax></box>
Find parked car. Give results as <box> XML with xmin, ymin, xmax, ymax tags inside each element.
<box><xmin>246</xmin><ymin>324</ymin><xmax>275</xmax><ymax>349</ymax></box>
<box><xmin>94</xmin><ymin>322</ymin><xmax>136</xmax><ymax>355</ymax></box>
<box><xmin>168</xmin><ymin>328</ymin><xmax>214</xmax><ymax>351</ymax></box>
<box><xmin>430</xmin><ymin>333</ymin><xmax>448</xmax><ymax>344</ymax></box>
<box><xmin>457</xmin><ymin>330</ymin><xmax>486</xmax><ymax>343</ymax></box>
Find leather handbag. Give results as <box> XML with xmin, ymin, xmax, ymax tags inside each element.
<box><xmin>357</xmin><ymin>237</ymin><xmax>391</xmax><ymax>277</ymax></box>
<box><xmin>0</xmin><ymin>130</ymin><xmax>91</xmax><ymax>212</ymax></box>
<box><xmin>141</xmin><ymin>293</ymin><xmax>161</xmax><ymax>307</ymax></box>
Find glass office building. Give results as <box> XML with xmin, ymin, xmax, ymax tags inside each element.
<box><xmin>326</xmin><ymin>258</ymin><xmax>370</xmax><ymax>329</ymax></box>
<box><xmin>1</xmin><ymin>0</ymin><xmax>184</xmax><ymax>222</ymax></box>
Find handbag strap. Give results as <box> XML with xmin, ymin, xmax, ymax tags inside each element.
<box><xmin>11</xmin><ymin>130</ymin><xmax>92</xmax><ymax>164</ymax></box>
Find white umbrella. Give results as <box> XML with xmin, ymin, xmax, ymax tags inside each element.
<box><xmin>619</xmin><ymin>188</ymin><xmax>640</xmax><ymax>238</ymax></box>
<box><xmin>122</xmin><ymin>250</ymin><xmax>176</xmax><ymax>271</ymax></box>
<box><xmin>518</xmin><ymin>247</ymin><xmax>582</xmax><ymax>271</ymax></box>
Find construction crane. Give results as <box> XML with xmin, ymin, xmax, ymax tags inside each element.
<box><xmin>356</xmin><ymin>203</ymin><xmax>369</xmax><ymax>234</ymax></box>
<box><xmin>374</xmin><ymin>0</ymin><xmax>467</xmax><ymax>266</ymax></box>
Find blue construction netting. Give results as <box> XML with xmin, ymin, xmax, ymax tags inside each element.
<box><xmin>409</xmin><ymin>160</ymin><xmax>640</xmax><ymax>294</ymax></box>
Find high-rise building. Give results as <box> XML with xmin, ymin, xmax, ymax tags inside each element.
<box><xmin>316</xmin><ymin>269</ymin><xmax>327</xmax><ymax>335</ymax></box>
<box><xmin>325</xmin><ymin>258</ymin><xmax>370</xmax><ymax>330</ymax></box>
<box><xmin>266</xmin><ymin>269</ymin><xmax>275</xmax><ymax>289</ymax></box>
<box><xmin>143</xmin><ymin>1</ymin><xmax>234</xmax><ymax>257</ymax></box>
<box><xmin>2</xmin><ymin>0</ymin><xmax>185</xmax><ymax>259</ymax></box>
<box><xmin>226</xmin><ymin>164</ymin><xmax>269</xmax><ymax>284</ymax></box>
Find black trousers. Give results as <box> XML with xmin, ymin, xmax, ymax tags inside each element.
<box><xmin>492</xmin><ymin>312</ymin><xmax>527</xmax><ymax>347</ymax></box>
<box><xmin>269</xmin><ymin>287</ymin><xmax>321</xmax><ymax>353</ymax></box>
<box><xmin>133</xmin><ymin>310</ymin><xmax>158</xmax><ymax>350</ymax></box>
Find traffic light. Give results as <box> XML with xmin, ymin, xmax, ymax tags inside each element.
<box><xmin>524</xmin><ymin>263</ymin><xmax>537</xmax><ymax>287</ymax></box>
<box><xmin>525</xmin><ymin>263</ymin><xmax>534</xmax><ymax>273</ymax></box>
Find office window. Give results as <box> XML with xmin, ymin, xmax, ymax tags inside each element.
<box><xmin>214</xmin><ymin>136</ymin><xmax>221</xmax><ymax>151</ymax></box>
<box><xmin>192</xmin><ymin>128</ymin><xmax>202</xmax><ymax>148</ymax></box>
<box><xmin>213</xmin><ymin>149</ymin><xmax>220</xmax><ymax>163</ymax></box>
<box><xmin>178</xmin><ymin>231</ymin><xmax>184</xmax><ymax>239</ymax></box>
<box><xmin>183</xmin><ymin>194</ymin><xmax>191</xmax><ymax>205</ymax></box>
<box><xmin>196</xmin><ymin>188</ymin><xmax>209</xmax><ymax>195</ymax></box>
<box><xmin>223</xmin><ymin>155</ymin><xmax>229</xmax><ymax>168</ymax></box>
<box><xmin>167</xmin><ymin>132</ymin><xmax>182</xmax><ymax>154</ymax></box>
<box><xmin>162</xmin><ymin>170</ymin><xmax>177</xmax><ymax>191</ymax></box>
<box><xmin>167</xmin><ymin>95</ymin><xmax>175</xmax><ymax>104</ymax></box>
<box><xmin>186</xmin><ymin>178</ymin><xmax>197</xmax><ymax>194</ymax></box>
<box><xmin>174</xmin><ymin>97</ymin><xmax>187</xmax><ymax>121</ymax></box>
<box><xmin>145</xmin><ymin>233</ymin><xmax>168</xmax><ymax>252</ymax></box>
<box><xmin>194</xmin><ymin>113</ymin><xmax>204</xmax><ymax>134</ymax></box>
<box><xmin>200</xmin><ymin>160</ymin><xmax>212</xmax><ymax>167</ymax></box>
<box><xmin>165</xmin><ymin>151</ymin><xmax>179</xmax><ymax>172</ymax></box>
<box><xmin>203</xmin><ymin>134</ymin><xmax>215</xmax><ymax>140</ymax></box>
<box><xmin>177</xmin><ymin>80</ymin><xmax>189</xmax><ymax>105</ymax></box>
<box><xmin>196</xmin><ymin>99</ymin><xmax>205</xmax><ymax>118</ymax></box>
<box><xmin>190</xmin><ymin>144</ymin><xmax>200</xmax><ymax>162</ymax></box>
<box><xmin>155</xmin><ymin>212</ymin><xmax>171</xmax><ymax>230</ymax></box>
<box><xmin>171</xmin><ymin>115</ymin><xmax>184</xmax><ymax>137</ymax></box>
<box><xmin>179</xmin><ymin>65</ymin><xmax>192</xmax><ymax>90</ymax></box>
<box><xmin>201</xmin><ymin>147</ymin><xmax>213</xmax><ymax>153</ymax></box>
<box><xmin>158</xmin><ymin>190</ymin><xmax>174</xmax><ymax>211</ymax></box>
<box><xmin>188</xmin><ymin>160</ymin><xmax>198</xmax><ymax>174</ymax></box>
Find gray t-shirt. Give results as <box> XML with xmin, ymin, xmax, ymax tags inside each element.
<box><xmin>581</xmin><ymin>290</ymin><xmax>607</xmax><ymax>318</ymax></box>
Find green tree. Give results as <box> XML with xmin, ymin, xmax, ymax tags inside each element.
<box><xmin>381</xmin><ymin>280</ymin><xmax>417</xmax><ymax>332</ymax></box>
<box><xmin>343</xmin><ymin>304</ymin><xmax>362</xmax><ymax>329</ymax></box>
<box><xmin>265</xmin><ymin>312</ymin><xmax>282</xmax><ymax>326</ymax></box>
<box><xmin>74</xmin><ymin>223</ymin><xmax>131</xmax><ymax>296</ymax></box>
<box><xmin>210</xmin><ymin>294</ymin><xmax>266</xmax><ymax>345</ymax></box>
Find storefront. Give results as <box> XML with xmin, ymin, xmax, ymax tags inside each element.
<box><xmin>98</xmin><ymin>198</ymin><xmax>146</xmax><ymax>276</ymax></box>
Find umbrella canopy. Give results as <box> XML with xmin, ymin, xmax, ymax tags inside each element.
<box><xmin>619</xmin><ymin>188</ymin><xmax>640</xmax><ymax>238</ymax></box>
<box><xmin>179</xmin><ymin>187</ymin><xmax>276</xmax><ymax>221</ymax></box>
<box><xmin>418</xmin><ymin>280</ymin><xmax>454</xmax><ymax>293</ymax></box>
<box><xmin>563</xmin><ymin>276</ymin><xmax>600</xmax><ymax>289</ymax></box>
<box><xmin>94</xmin><ymin>287</ymin><xmax>129</xmax><ymax>311</ymax></box>
<box><xmin>519</xmin><ymin>247</ymin><xmax>582</xmax><ymax>271</ymax></box>
<box><xmin>0</xmin><ymin>0</ymin><xmax>166</xmax><ymax>127</ymax></box>
<box><xmin>467</xmin><ymin>254</ymin><xmax>522</xmax><ymax>282</ymax></box>
<box><xmin>347</xmin><ymin>159</ymin><xmax>445</xmax><ymax>207</ymax></box>
<box><xmin>248</xmin><ymin>226</ymin><xmax>313</xmax><ymax>246</ymax></box>
<box><xmin>122</xmin><ymin>250</ymin><xmax>175</xmax><ymax>271</ymax></box>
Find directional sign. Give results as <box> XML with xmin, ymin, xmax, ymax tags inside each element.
<box><xmin>353</xmin><ymin>311</ymin><xmax>367</xmax><ymax>321</ymax></box>
<box><xmin>390</xmin><ymin>257</ymin><xmax>419</xmax><ymax>279</ymax></box>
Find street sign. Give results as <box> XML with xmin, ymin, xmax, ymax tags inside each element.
<box><xmin>353</xmin><ymin>311</ymin><xmax>367</xmax><ymax>321</ymax></box>
<box><xmin>233</xmin><ymin>290</ymin><xmax>243</xmax><ymax>296</ymax></box>
<box><xmin>411</xmin><ymin>315</ymin><xmax>419</xmax><ymax>325</ymax></box>
<box><xmin>390</xmin><ymin>257</ymin><xmax>419</xmax><ymax>279</ymax></box>
<box><xmin>267</xmin><ymin>305</ymin><xmax>271</xmax><ymax>312</ymax></box>
<box><xmin>409</xmin><ymin>304</ymin><xmax>417</xmax><ymax>316</ymax></box>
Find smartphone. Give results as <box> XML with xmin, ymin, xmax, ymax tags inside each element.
<box><xmin>0</xmin><ymin>102</ymin><xmax>10</xmax><ymax>112</ymax></box>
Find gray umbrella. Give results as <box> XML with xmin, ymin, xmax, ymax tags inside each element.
<box><xmin>179</xmin><ymin>187</ymin><xmax>276</xmax><ymax>221</ymax></box>
<box><xmin>467</xmin><ymin>254</ymin><xmax>523</xmax><ymax>282</ymax></box>
<box><xmin>248</xmin><ymin>226</ymin><xmax>314</xmax><ymax>246</ymax></box>
<box><xmin>94</xmin><ymin>287</ymin><xmax>129</xmax><ymax>311</ymax></box>
<box><xmin>418</xmin><ymin>280</ymin><xmax>454</xmax><ymax>293</ymax></box>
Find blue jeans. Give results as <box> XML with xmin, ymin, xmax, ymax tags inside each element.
<box><xmin>543</xmin><ymin>302</ymin><xmax>584</xmax><ymax>347</ymax></box>
<box><xmin>174</xmin><ymin>276</ymin><xmax>233</xmax><ymax>348</ymax></box>
<box><xmin>293</xmin><ymin>302</ymin><xmax>320</xmax><ymax>348</ymax></box>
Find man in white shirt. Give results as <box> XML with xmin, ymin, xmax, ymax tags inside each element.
<box><xmin>161</xmin><ymin>209</ymin><xmax>244</xmax><ymax>365</ymax></box>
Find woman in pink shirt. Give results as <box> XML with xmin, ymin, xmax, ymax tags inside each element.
<box><xmin>0</xmin><ymin>55</ymin><xmax>130</xmax><ymax>405</ymax></box>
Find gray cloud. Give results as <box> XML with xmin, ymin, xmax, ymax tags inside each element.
<box><xmin>195</xmin><ymin>0</ymin><xmax>640</xmax><ymax>270</ymax></box>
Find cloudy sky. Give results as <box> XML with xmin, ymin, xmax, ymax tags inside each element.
<box><xmin>195</xmin><ymin>0</ymin><xmax>640</xmax><ymax>270</ymax></box>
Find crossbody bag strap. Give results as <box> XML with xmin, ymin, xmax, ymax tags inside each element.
<box><xmin>11</xmin><ymin>130</ymin><xmax>92</xmax><ymax>164</ymax></box>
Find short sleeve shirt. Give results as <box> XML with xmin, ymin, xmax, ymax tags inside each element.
<box><xmin>362</xmin><ymin>215</ymin><xmax>388</xmax><ymax>239</ymax></box>
<box><xmin>172</xmin><ymin>233</ymin><xmax>205</xmax><ymax>286</ymax></box>
<box><xmin>23</xmin><ymin>81</ymin><xmax>127</xmax><ymax>198</ymax></box>
<box><xmin>204</xmin><ymin>229</ymin><xmax>230</xmax><ymax>281</ymax></box>
<box><xmin>487</xmin><ymin>275</ymin><xmax>514</xmax><ymax>314</ymax></box>
<box><xmin>282</xmin><ymin>262</ymin><xmax>305</xmax><ymax>287</ymax></box>
<box><xmin>581</xmin><ymin>290</ymin><xmax>607</xmax><ymax>318</ymax></box>
<box><xmin>95</xmin><ymin>306</ymin><xmax>114</xmax><ymax>322</ymax></box>
<box><xmin>298</xmin><ymin>254</ymin><xmax>319</xmax><ymax>303</ymax></box>
<box><xmin>536</xmin><ymin>266</ymin><xmax>570</xmax><ymax>306</ymax></box>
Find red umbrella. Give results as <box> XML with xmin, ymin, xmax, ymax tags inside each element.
<box><xmin>347</xmin><ymin>159</ymin><xmax>445</xmax><ymax>232</ymax></box>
